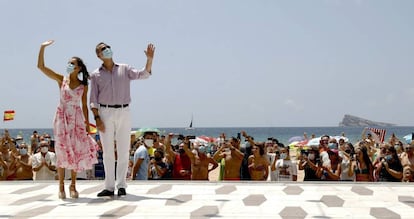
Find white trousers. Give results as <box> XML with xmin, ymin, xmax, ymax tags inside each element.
<box><xmin>99</xmin><ymin>106</ymin><xmax>131</xmax><ymax>191</ymax></box>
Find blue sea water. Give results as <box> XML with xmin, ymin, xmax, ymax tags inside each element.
<box><xmin>5</xmin><ymin>126</ymin><xmax>414</xmax><ymax>145</ymax></box>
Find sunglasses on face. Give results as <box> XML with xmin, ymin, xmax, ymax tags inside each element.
<box><xmin>100</xmin><ymin>45</ymin><xmax>111</xmax><ymax>52</ymax></box>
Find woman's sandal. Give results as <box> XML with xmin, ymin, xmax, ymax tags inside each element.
<box><xmin>69</xmin><ymin>184</ymin><xmax>79</xmax><ymax>199</ymax></box>
<box><xmin>59</xmin><ymin>183</ymin><xmax>66</xmax><ymax>199</ymax></box>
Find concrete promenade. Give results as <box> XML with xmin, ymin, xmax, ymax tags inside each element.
<box><xmin>1</xmin><ymin>181</ymin><xmax>414</xmax><ymax>218</ymax></box>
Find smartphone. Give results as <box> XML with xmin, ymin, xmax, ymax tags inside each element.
<box><xmin>186</xmin><ymin>135</ymin><xmax>196</xmax><ymax>140</ymax></box>
<box><xmin>237</xmin><ymin>133</ymin><xmax>241</xmax><ymax>140</ymax></box>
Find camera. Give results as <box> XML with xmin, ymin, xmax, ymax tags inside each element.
<box><xmin>177</xmin><ymin>134</ymin><xmax>185</xmax><ymax>140</ymax></box>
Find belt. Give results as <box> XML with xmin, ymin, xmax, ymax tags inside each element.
<box><xmin>99</xmin><ymin>104</ymin><xmax>129</xmax><ymax>108</ymax></box>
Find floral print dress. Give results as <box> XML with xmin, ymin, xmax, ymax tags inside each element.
<box><xmin>53</xmin><ymin>77</ymin><xmax>98</xmax><ymax>172</ymax></box>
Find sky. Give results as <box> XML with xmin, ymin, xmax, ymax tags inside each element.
<box><xmin>1</xmin><ymin>0</ymin><xmax>414</xmax><ymax>128</ymax></box>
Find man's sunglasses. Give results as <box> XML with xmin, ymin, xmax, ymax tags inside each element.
<box><xmin>101</xmin><ymin>46</ymin><xmax>111</xmax><ymax>52</ymax></box>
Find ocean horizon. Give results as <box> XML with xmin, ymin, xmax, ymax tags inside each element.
<box><xmin>4</xmin><ymin>126</ymin><xmax>414</xmax><ymax>146</ymax></box>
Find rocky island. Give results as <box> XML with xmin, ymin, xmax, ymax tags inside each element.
<box><xmin>339</xmin><ymin>114</ymin><xmax>396</xmax><ymax>127</ymax></box>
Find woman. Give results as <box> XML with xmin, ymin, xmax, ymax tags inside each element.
<box><xmin>37</xmin><ymin>40</ymin><xmax>98</xmax><ymax>199</ymax></box>
<box><xmin>321</xmin><ymin>149</ymin><xmax>341</xmax><ymax>181</ymax></box>
<box><xmin>298</xmin><ymin>147</ymin><xmax>322</xmax><ymax>181</ymax></box>
<box><xmin>340</xmin><ymin>143</ymin><xmax>355</xmax><ymax>181</ymax></box>
<box><xmin>350</xmin><ymin>145</ymin><xmax>374</xmax><ymax>182</ymax></box>
<box><xmin>248</xmin><ymin>143</ymin><xmax>269</xmax><ymax>181</ymax></box>
<box><xmin>148</xmin><ymin>149</ymin><xmax>168</xmax><ymax>180</ymax></box>
<box><xmin>271</xmin><ymin>147</ymin><xmax>297</xmax><ymax>181</ymax></box>
<box><xmin>375</xmin><ymin>146</ymin><xmax>403</xmax><ymax>182</ymax></box>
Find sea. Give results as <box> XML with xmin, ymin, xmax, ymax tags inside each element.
<box><xmin>5</xmin><ymin>126</ymin><xmax>414</xmax><ymax>145</ymax></box>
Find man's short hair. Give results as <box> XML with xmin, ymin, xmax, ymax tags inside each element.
<box><xmin>95</xmin><ymin>42</ymin><xmax>107</xmax><ymax>55</ymax></box>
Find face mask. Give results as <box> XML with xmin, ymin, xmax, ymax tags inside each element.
<box><xmin>179</xmin><ymin>148</ymin><xmax>185</xmax><ymax>154</ymax></box>
<box><xmin>102</xmin><ymin>48</ymin><xmax>113</xmax><ymax>59</ymax></box>
<box><xmin>198</xmin><ymin>146</ymin><xmax>206</xmax><ymax>154</ymax></box>
<box><xmin>129</xmin><ymin>155</ymin><xmax>134</xmax><ymax>161</ymax></box>
<box><xmin>394</xmin><ymin>145</ymin><xmax>401</xmax><ymax>152</ymax></box>
<box><xmin>308</xmin><ymin>153</ymin><xmax>315</xmax><ymax>160</ymax></box>
<box><xmin>144</xmin><ymin>139</ymin><xmax>154</xmax><ymax>147</ymax></box>
<box><xmin>345</xmin><ymin>149</ymin><xmax>351</xmax><ymax>154</ymax></box>
<box><xmin>66</xmin><ymin>63</ymin><xmax>75</xmax><ymax>74</ymax></box>
<box><xmin>280</xmin><ymin>152</ymin><xmax>287</xmax><ymax>159</ymax></box>
<box><xmin>328</xmin><ymin>143</ymin><xmax>337</xmax><ymax>149</ymax></box>
<box><xmin>20</xmin><ymin>148</ymin><xmax>27</xmax><ymax>155</ymax></box>
<box><xmin>41</xmin><ymin>146</ymin><xmax>48</xmax><ymax>153</ymax></box>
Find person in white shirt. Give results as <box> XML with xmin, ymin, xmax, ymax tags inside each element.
<box><xmin>271</xmin><ymin>147</ymin><xmax>297</xmax><ymax>181</ymax></box>
<box><xmin>32</xmin><ymin>141</ymin><xmax>57</xmax><ymax>180</ymax></box>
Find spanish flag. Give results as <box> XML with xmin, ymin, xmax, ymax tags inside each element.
<box><xmin>89</xmin><ymin>123</ymin><xmax>97</xmax><ymax>134</ymax></box>
<box><xmin>3</xmin><ymin>110</ymin><xmax>15</xmax><ymax>121</ymax></box>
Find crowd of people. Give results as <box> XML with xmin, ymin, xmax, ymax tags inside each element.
<box><xmin>2</xmin><ymin>129</ymin><xmax>412</xmax><ymax>183</ymax></box>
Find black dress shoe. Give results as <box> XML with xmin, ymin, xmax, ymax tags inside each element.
<box><xmin>97</xmin><ymin>189</ymin><xmax>114</xmax><ymax>197</ymax></box>
<box><xmin>118</xmin><ymin>188</ymin><xmax>126</xmax><ymax>196</ymax></box>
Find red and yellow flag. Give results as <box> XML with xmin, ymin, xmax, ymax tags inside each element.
<box><xmin>3</xmin><ymin>110</ymin><xmax>15</xmax><ymax>121</ymax></box>
<box><xmin>89</xmin><ymin>123</ymin><xmax>97</xmax><ymax>134</ymax></box>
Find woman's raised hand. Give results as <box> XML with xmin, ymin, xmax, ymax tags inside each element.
<box><xmin>41</xmin><ymin>40</ymin><xmax>54</xmax><ymax>47</ymax></box>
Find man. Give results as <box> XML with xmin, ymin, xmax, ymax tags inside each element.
<box><xmin>132</xmin><ymin>132</ymin><xmax>154</xmax><ymax>180</ymax></box>
<box><xmin>32</xmin><ymin>140</ymin><xmax>57</xmax><ymax>180</ymax></box>
<box><xmin>8</xmin><ymin>142</ymin><xmax>33</xmax><ymax>180</ymax></box>
<box><xmin>213</xmin><ymin>135</ymin><xmax>244</xmax><ymax>180</ymax></box>
<box><xmin>182</xmin><ymin>140</ymin><xmax>218</xmax><ymax>180</ymax></box>
<box><xmin>90</xmin><ymin>42</ymin><xmax>155</xmax><ymax>196</ymax></box>
<box><xmin>165</xmin><ymin>135</ymin><xmax>192</xmax><ymax>180</ymax></box>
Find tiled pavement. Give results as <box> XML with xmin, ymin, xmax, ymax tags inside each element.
<box><xmin>1</xmin><ymin>181</ymin><xmax>414</xmax><ymax>218</ymax></box>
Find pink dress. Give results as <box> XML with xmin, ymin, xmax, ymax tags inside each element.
<box><xmin>53</xmin><ymin>77</ymin><xmax>98</xmax><ymax>172</ymax></box>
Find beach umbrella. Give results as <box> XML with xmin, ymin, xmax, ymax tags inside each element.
<box><xmin>307</xmin><ymin>137</ymin><xmax>321</xmax><ymax>146</ymax></box>
<box><xmin>403</xmin><ymin>134</ymin><xmax>413</xmax><ymax>144</ymax></box>
<box><xmin>288</xmin><ymin>136</ymin><xmax>305</xmax><ymax>144</ymax></box>
<box><xmin>289</xmin><ymin>141</ymin><xmax>300</xmax><ymax>148</ymax></box>
<box><xmin>193</xmin><ymin>137</ymin><xmax>208</xmax><ymax>146</ymax></box>
<box><xmin>296</xmin><ymin>140</ymin><xmax>309</xmax><ymax>147</ymax></box>
<box><xmin>198</xmin><ymin>135</ymin><xmax>215</xmax><ymax>143</ymax></box>
<box><xmin>332</xmin><ymin>136</ymin><xmax>349</xmax><ymax>143</ymax></box>
<box><xmin>134</xmin><ymin>127</ymin><xmax>161</xmax><ymax>137</ymax></box>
